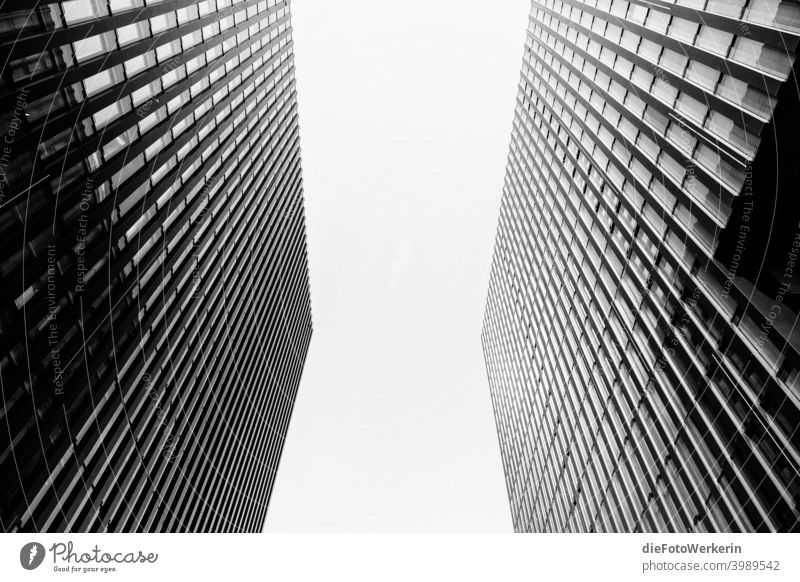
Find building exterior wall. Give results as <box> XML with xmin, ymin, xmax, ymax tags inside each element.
<box><xmin>0</xmin><ymin>0</ymin><xmax>312</xmax><ymax>532</ymax></box>
<box><xmin>482</xmin><ymin>0</ymin><xmax>800</xmax><ymax>532</ymax></box>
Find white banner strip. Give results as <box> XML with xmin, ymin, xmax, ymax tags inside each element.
<box><xmin>2</xmin><ymin>533</ymin><xmax>798</xmax><ymax>581</ymax></box>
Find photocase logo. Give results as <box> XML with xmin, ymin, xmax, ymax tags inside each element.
<box><xmin>20</xmin><ymin>542</ymin><xmax>46</xmax><ymax>570</ymax></box>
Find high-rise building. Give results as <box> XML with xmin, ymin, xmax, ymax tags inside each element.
<box><xmin>482</xmin><ymin>0</ymin><xmax>800</xmax><ymax>532</ymax></box>
<box><xmin>0</xmin><ymin>0</ymin><xmax>312</xmax><ymax>532</ymax></box>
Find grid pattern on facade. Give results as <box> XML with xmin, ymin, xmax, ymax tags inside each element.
<box><xmin>0</xmin><ymin>0</ymin><xmax>312</xmax><ymax>532</ymax></box>
<box><xmin>482</xmin><ymin>0</ymin><xmax>800</xmax><ymax>532</ymax></box>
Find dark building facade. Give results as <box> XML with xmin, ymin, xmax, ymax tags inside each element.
<box><xmin>0</xmin><ymin>0</ymin><xmax>312</xmax><ymax>532</ymax></box>
<box><xmin>482</xmin><ymin>0</ymin><xmax>800</xmax><ymax>532</ymax></box>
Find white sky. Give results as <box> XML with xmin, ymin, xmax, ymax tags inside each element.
<box><xmin>264</xmin><ymin>0</ymin><xmax>531</xmax><ymax>532</ymax></box>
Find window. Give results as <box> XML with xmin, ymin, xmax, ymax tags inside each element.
<box><xmin>708</xmin><ymin>114</ymin><xmax>756</xmax><ymax>156</ymax></box>
<box><xmin>637</xmin><ymin>38</ymin><xmax>661</xmax><ymax>62</ymax></box>
<box><xmin>177</xmin><ymin>3</ymin><xmax>199</xmax><ymax>24</ymax></box>
<box><xmin>730</xmin><ymin>36</ymin><xmax>793</xmax><ymax>78</ymax></box>
<box><xmin>745</xmin><ymin>0</ymin><xmax>800</xmax><ymax>33</ymax></box>
<box><xmin>92</xmin><ymin>96</ymin><xmax>132</xmax><ymax>130</ymax></box>
<box><xmin>631</xmin><ymin>65</ymin><xmax>654</xmax><ymax>89</ymax></box>
<box><xmin>686</xmin><ymin>60</ymin><xmax>719</xmax><ymax>92</ymax></box>
<box><xmin>675</xmin><ymin>91</ymin><xmax>708</xmax><ymax>124</ymax></box>
<box><xmin>84</xmin><ymin>65</ymin><xmax>125</xmax><ymax>98</ymax></box>
<box><xmin>706</xmin><ymin>0</ymin><xmax>746</xmax><ymax>18</ymax></box>
<box><xmin>716</xmin><ymin>76</ymin><xmax>775</xmax><ymax>118</ymax></box>
<box><xmin>156</xmin><ymin>39</ymin><xmax>182</xmax><ymax>63</ymax></box>
<box><xmin>124</xmin><ymin>51</ymin><xmax>156</xmax><ymax>78</ymax></box>
<box><xmin>628</xmin><ymin>3</ymin><xmax>647</xmax><ymax>24</ymax></box>
<box><xmin>666</xmin><ymin>121</ymin><xmax>697</xmax><ymax>155</ymax></box>
<box><xmin>643</xmin><ymin>105</ymin><xmax>669</xmax><ymax>135</ymax></box>
<box><xmin>103</xmin><ymin>126</ymin><xmax>138</xmax><ymax>161</ymax></box>
<box><xmin>109</xmin><ymin>0</ymin><xmax>144</xmax><ymax>11</ymax></box>
<box><xmin>150</xmin><ymin>11</ymin><xmax>177</xmax><ymax>35</ymax></box>
<box><xmin>644</xmin><ymin>9</ymin><xmax>670</xmax><ymax>34</ymax></box>
<box><xmin>695</xmin><ymin>26</ymin><xmax>733</xmax><ymax>56</ymax></box>
<box><xmin>117</xmin><ymin>20</ymin><xmax>151</xmax><ymax>47</ymax></box>
<box><xmin>62</xmin><ymin>0</ymin><xmax>108</xmax><ymax>24</ymax></box>
<box><xmin>660</xmin><ymin>49</ymin><xmax>688</xmax><ymax>76</ymax></box>
<box><xmin>73</xmin><ymin>31</ymin><xmax>116</xmax><ymax>63</ymax></box>
<box><xmin>652</xmin><ymin>78</ymin><xmax>678</xmax><ymax>105</ymax></box>
<box><xmin>668</xmin><ymin>17</ymin><xmax>699</xmax><ymax>43</ymax></box>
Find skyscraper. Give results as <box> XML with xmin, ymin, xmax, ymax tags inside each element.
<box><xmin>482</xmin><ymin>0</ymin><xmax>800</xmax><ymax>532</ymax></box>
<box><xmin>0</xmin><ymin>0</ymin><xmax>312</xmax><ymax>532</ymax></box>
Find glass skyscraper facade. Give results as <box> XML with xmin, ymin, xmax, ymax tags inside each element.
<box><xmin>482</xmin><ymin>0</ymin><xmax>800</xmax><ymax>532</ymax></box>
<box><xmin>0</xmin><ymin>0</ymin><xmax>312</xmax><ymax>532</ymax></box>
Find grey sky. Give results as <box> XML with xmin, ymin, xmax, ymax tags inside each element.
<box><xmin>264</xmin><ymin>0</ymin><xmax>531</xmax><ymax>532</ymax></box>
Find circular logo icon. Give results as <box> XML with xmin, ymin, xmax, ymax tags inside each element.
<box><xmin>20</xmin><ymin>542</ymin><xmax>46</xmax><ymax>570</ymax></box>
